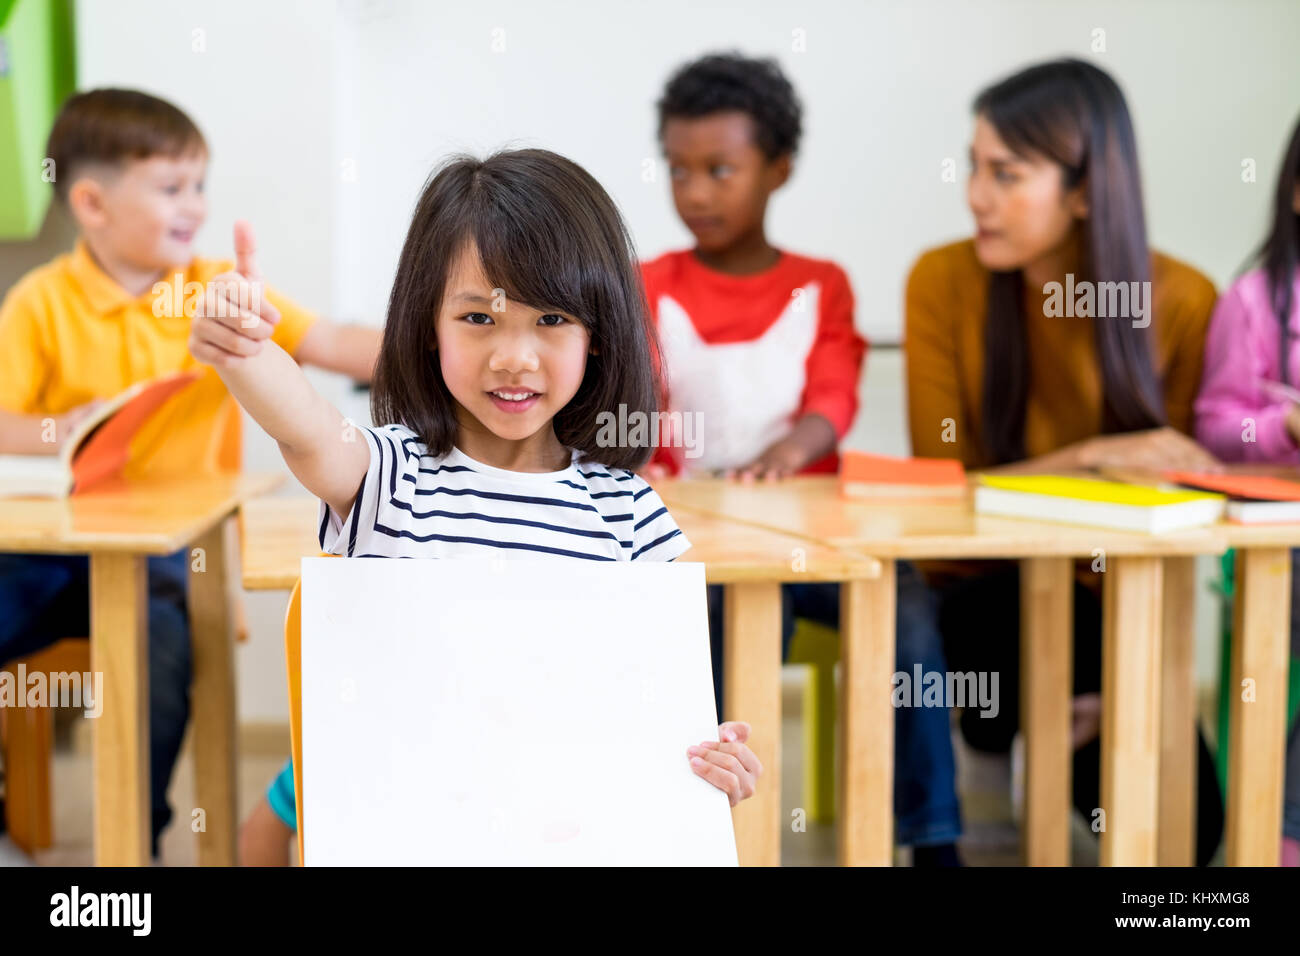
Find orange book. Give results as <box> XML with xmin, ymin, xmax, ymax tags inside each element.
<box><xmin>839</xmin><ymin>451</ymin><xmax>967</xmax><ymax>499</ymax></box>
<box><xmin>1164</xmin><ymin>471</ymin><xmax>1300</xmax><ymax>501</ymax></box>
<box><xmin>0</xmin><ymin>371</ymin><xmax>200</xmax><ymax>497</ymax></box>
<box><xmin>1165</xmin><ymin>470</ymin><xmax>1300</xmax><ymax>524</ymax></box>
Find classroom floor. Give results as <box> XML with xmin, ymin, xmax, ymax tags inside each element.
<box><xmin>1</xmin><ymin>669</ymin><xmax>1202</xmax><ymax>867</ymax></box>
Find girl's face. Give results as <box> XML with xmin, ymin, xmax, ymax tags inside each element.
<box><xmin>435</xmin><ymin>244</ymin><xmax>593</xmax><ymax>456</ymax></box>
<box><xmin>967</xmin><ymin>113</ymin><xmax>1087</xmax><ymax>272</ymax></box>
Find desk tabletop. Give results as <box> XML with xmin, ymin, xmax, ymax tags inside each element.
<box><xmin>239</xmin><ymin>495</ymin><xmax>882</xmax><ymax>590</ymax></box>
<box><xmin>0</xmin><ymin>472</ymin><xmax>283</xmax><ymax>555</ymax></box>
<box><xmin>653</xmin><ymin>476</ymin><xmax>1230</xmax><ymax>559</ymax></box>
<box><xmin>1218</xmin><ymin>523</ymin><xmax>1300</xmax><ymax>548</ymax></box>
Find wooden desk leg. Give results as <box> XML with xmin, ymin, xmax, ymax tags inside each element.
<box><xmin>190</xmin><ymin>517</ymin><xmax>241</xmax><ymax>866</ymax></box>
<box><xmin>1226</xmin><ymin>547</ymin><xmax>1290</xmax><ymax>866</ymax></box>
<box><xmin>1020</xmin><ymin>557</ymin><xmax>1072</xmax><ymax>866</ymax></box>
<box><xmin>1159</xmin><ymin>556</ymin><xmax>1197</xmax><ymax>866</ymax></box>
<box><xmin>839</xmin><ymin>561</ymin><xmax>895</xmax><ymax>866</ymax></box>
<box><xmin>723</xmin><ymin>581</ymin><xmax>782</xmax><ymax>866</ymax></box>
<box><xmin>90</xmin><ymin>553</ymin><xmax>150</xmax><ymax>866</ymax></box>
<box><xmin>1100</xmin><ymin>556</ymin><xmax>1163</xmax><ymax>866</ymax></box>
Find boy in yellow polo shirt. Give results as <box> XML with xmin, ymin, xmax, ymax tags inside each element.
<box><xmin>0</xmin><ymin>89</ymin><xmax>380</xmax><ymax>857</ymax></box>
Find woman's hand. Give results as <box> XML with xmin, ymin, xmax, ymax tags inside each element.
<box><xmin>1075</xmin><ymin>426</ymin><xmax>1222</xmax><ymax>473</ymax></box>
<box><xmin>688</xmin><ymin>721</ymin><xmax>761</xmax><ymax>806</ymax></box>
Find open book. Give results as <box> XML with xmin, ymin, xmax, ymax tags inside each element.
<box><xmin>0</xmin><ymin>371</ymin><xmax>200</xmax><ymax>498</ymax></box>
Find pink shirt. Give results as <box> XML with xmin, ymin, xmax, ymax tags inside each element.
<box><xmin>1195</xmin><ymin>267</ymin><xmax>1300</xmax><ymax>463</ymax></box>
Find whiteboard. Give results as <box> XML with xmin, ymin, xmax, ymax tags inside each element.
<box><xmin>300</xmin><ymin>556</ymin><xmax>737</xmax><ymax>865</ymax></box>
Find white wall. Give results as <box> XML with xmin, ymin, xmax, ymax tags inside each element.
<box><xmin>66</xmin><ymin>0</ymin><xmax>1291</xmax><ymax>720</ymax></box>
<box><xmin>342</xmin><ymin>0</ymin><xmax>1300</xmax><ymax>343</ymax></box>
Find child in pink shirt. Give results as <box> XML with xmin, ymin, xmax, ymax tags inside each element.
<box><xmin>1194</xmin><ymin>111</ymin><xmax>1300</xmax><ymax>866</ymax></box>
<box><xmin>1195</xmin><ymin>270</ymin><xmax>1300</xmax><ymax>460</ymax></box>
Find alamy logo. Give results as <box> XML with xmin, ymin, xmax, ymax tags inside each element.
<box><xmin>50</xmin><ymin>886</ymin><xmax>151</xmax><ymax>936</ymax></box>
<box><xmin>595</xmin><ymin>404</ymin><xmax>703</xmax><ymax>458</ymax></box>
<box><xmin>891</xmin><ymin>665</ymin><xmax>1000</xmax><ymax>718</ymax></box>
<box><xmin>1043</xmin><ymin>273</ymin><xmax>1151</xmax><ymax>328</ymax></box>
<box><xmin>152</xmin><ymin>273</ymin><xmax>263</xmax><ymax>324</ymax></box>
<box><xmin>0</xmin><ymin>665</ymin><xmax>102</xmax><ymax>717</ymax></box>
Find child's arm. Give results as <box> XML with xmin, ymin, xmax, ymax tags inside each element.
<box><xmin>293</xmin><ymin>320</ymin><xmax>383</xmax><ymax>384</ymax></box>
<box><xmin>0</xmin><ymin>402</ymin><xmax>101</xmax><ymax>456</ymax></box>
<box><xmin>727</xmin><ymin>412</ymin><xmax>837</xmax><ymax>480</ymax></box>
<box><xmin>0</xmin><ymin>284</ymin><xmax>104</xmax><ymax>455</ymax></box>
<box><xmin>189</xmin><ymin>230</ymin><xmax>369</xmax><ymax>516</ymax></box>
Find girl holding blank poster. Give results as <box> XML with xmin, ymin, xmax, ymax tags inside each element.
<box><xmin>187</xmin><ymin>150</ymin><xmax>760</xmax><ymax>864</ymax></box>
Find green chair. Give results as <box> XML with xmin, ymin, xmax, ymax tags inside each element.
<box><xmin>787</xmin><ymin>618</ymin><xmax>840</xmax><ymax>823</ymax></box>
<box><xmin>1214</xmin><ymin>549</ymin><xmax>1300</xmax><ymax>798</ymax></box>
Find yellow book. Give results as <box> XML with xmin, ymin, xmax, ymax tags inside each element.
<box><xmin>975</xmin><ymin>475</ymin><xmax>1224</xmax><ymax>533</ymax></box>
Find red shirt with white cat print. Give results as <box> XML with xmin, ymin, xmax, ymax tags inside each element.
<box><xmin>641</xmin><ymin>249</ymin><xmax>866</xmax><ymax>476</ymax></box>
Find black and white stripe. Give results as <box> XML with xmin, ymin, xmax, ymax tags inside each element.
<box><xmin>318</xmin><ymin>424</ymin><xmax>690</xmax><ymax>563</ymax></box>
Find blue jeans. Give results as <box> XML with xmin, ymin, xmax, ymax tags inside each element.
<box><xmin>892</xmin><ymin>561</ymin><xmax>964</xmax><ymax>846</ymax></box>
<box><xmin>704</xmin><ymin>560</ymin><xmax>961</xmax><ymax>847</ymax></box>
<box><xmin>0</xmin><ymin>550</ymin><xmax>192</xmax><ymax>855</ymax></box>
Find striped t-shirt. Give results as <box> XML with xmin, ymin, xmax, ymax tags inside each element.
<box><xmin>318</xmin><ymin>423</ymin><xmax>692</xmax><ymax>563</ymax></box>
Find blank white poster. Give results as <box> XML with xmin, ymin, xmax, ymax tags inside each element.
<box><xmin>300</xmin><ymin>557</ymin><xmax>737</xmax><ymax>866</ymax></box>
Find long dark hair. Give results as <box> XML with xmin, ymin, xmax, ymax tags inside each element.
<box><xmin>1256</xmin><ymin>114</ymin><xmax>1300</xmax><ymax>384</ymax></box>
<box><xmin>975</xmin><ymin>59</ymin><xmax>1165</xmax><ymax>465</ymax></box>
<box><xmin>371</xmin><ymin>149</ymin><xmax>662</xmax><ymax>470</ymax></box>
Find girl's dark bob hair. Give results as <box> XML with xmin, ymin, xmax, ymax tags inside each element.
<box><xmin>371</xmin><ymin>148</ymin><xmax>662</xmax><ymax>470</ymax></box>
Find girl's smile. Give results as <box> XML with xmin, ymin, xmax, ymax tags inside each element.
<box><xmin>487</xmin><ymin>389</ymin><xmax>543</xmax><ymax>413</ymax></box>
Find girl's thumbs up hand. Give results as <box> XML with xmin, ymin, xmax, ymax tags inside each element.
<box><xmin>188</xmin><ymin>221</ymin><xmax>282</xmax><ymax>369</ymax></box>
<box><xmin>230</xmin><ymin>220</ymin><xmax>280</xmax><ymax>328</ymax></box>
<box><xmin>234</xmin><ymin>219</ymin><xmax>263</xmax><ymax>281</ymax></box>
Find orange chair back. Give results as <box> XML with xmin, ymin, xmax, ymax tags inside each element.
<box><xmin>285</xmin><ymin>577</ymin><xmax>305</xmax><ymax>864</ymax></box>
<box><xmin>285</xmin><ymin>553</ymin><xmax>337</xmax><ymax>865</ymax></box>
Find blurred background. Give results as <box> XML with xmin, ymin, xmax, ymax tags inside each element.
<box><xmin>2</xmin><ymin>0</ymin><xmax>1299</xmax><ymax>862</ymax></box>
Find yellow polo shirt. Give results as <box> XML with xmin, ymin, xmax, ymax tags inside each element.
<box><xmin>0</xmin><ymin>240</ymin><xmax>317</xmax><ymax>479</ymax></box>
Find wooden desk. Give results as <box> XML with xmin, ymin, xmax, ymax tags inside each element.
<box><xmin>239</xmin><ymin>495</ymin><xmax>881</xmax><ymax>867</ymax></box>
<box><xmin>653</xmin><ymin>476</ymin><xmax>1230</xmax><ymax>867</ymax></box>
<box><xmin>0</xmin><ymin>472</ymin><xmax>281</xmax><ymax>866</ymax></box>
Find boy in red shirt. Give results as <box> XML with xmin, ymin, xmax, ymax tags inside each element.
<box><xmin>643</xmin><ymin>52</ymin><xmax>866</xmax><ymax>727</ymax></box>
<box><xmin>643</xmin><ymin>52</ymin><xmax>865</xmax><ymax>479</ymax></box>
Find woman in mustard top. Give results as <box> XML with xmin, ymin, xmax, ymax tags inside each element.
<box><xmin>896</xmin><ymin>58</ymin><xmax>1224</xmax><ymax>865</ymax></box>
